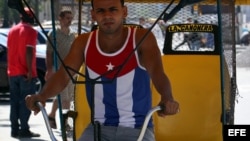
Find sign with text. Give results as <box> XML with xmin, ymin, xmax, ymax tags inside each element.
<box><xmin>224</xmin><ymin>125</ymin><xmax>249</xmax><ymax>141</ymax></box>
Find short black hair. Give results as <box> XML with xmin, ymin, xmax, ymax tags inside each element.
<box><xmin>91</xmin><ymin>0</ymin><xmax>124</xmax><ymax>8</ymax></box>
<box><xmin>59</xmin><ymin>9</ymin><xmax>72</xmax><ymax>18</ymax></box>
<box><xmin>21</xmin><ymin>7</ymin><xmax>35</xmax><ymax>24</ymax></box>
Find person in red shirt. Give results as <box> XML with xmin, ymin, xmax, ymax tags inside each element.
<box><xmin>7</xmin><ymin>7</ymin><xmax>40</xmax><ymax>138</ymax></box>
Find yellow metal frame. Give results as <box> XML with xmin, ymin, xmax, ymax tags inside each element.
<box><xmin>152</xmin><ymin>55</ymin><xmax>223</xmax><ymax>141</ymax></box>
<box><xmin>72</xmin><ymin>0</ymin><xmax>237</xmax><ymax>140</ymax></box>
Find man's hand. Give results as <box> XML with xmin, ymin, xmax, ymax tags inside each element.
<box><xmin>25</xmin><ymin>94</ymin><xmax>45</xmax><ymax>115</ymax></box>
<box><xmin>157</xmin><ymin>100</ymin><xmax>180</xmax><ymax>117</ymax></box>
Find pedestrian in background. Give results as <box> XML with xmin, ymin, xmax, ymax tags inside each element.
<box><xmin>139</xmin><ymin>17</ymin><xmax>151</xmax><ymax>28</ymax></box>
<box><xmin>7</xmin><ymin>7</ymin><xmax>40</xmax><ymax>138</ymax></box>
<box><xmin>174</xmin><ymin>17</ymin><xmax>193</xmax><ymax>50</ymax></box>
<box><xmin>45</xmin><ymin>9</ymin><xmax>76</xmax><ymax>130</ymax></box>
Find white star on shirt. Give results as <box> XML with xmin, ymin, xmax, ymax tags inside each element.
<box><xmin>106</xmin><ymin>62</ymin><xmax>115</xmax><ymax>71</ymax></box>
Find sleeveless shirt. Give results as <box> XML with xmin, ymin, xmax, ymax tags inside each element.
<box><xmin>85</xmin><ymin>27</ymin><xmax>153</xmax><ymax>128</ymax></box>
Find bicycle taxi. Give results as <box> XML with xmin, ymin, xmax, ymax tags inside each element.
<box><xmin>10</xmin><ymin>0</ymin><xmax>240</xmax><ymax>140</ymax></box>
<box><xmin>72</xmin><ymin>0</ymin><xmax>237</xmax><ymax>141</ymax></box>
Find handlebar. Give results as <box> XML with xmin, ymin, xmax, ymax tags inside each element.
<box><xmin>37</xmin><ymin>102</ymin><xmax>161</xmax><ymax>141</ymax></box>
<box><xmin>137</xmin><ymin>106</ymin><xmax>162</xmax><ymax>141</ymax></box>
<box><xmin>36</xmin><ymin>102</ymin><xmax>57</xmax><ymax>141</ymax></box>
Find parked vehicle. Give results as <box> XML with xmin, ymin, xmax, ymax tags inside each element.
<box><xmin>0</xmin><ymin>28</ymin><xmax>47</xmax><ymax>94</ymax></box>
<box><xmin>240</xmin><ymin>31</ymin><xmax>250</xmax><ymax>46</ymax></box>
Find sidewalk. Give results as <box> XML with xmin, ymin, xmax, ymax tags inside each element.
<box><xmin>0</xmin><ymin>101</ymin><xmax>70</xmax><ymax>141</ymax></box>
<box><xmin>234</xmin><ymin>67</ymin><xmax>250</xmax><ymax>124</ymax></box>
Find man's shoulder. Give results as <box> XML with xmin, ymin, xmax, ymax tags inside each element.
<box><xmin>77</xmin><ymin>32</ymin><xmax>91</xmax><ymax>40</ymax></box>
<box><xmin>21</xmin><ymin>23</ymin><xmax>37</xmax><ymax>32</ymax></box>
<box><xmin>9</xmin><ymin>23</ymin><xmax>36</xmax><ymax>34</ymax></box>
<box><xmin>74</xmin><ymin>32</ymin><xmax>91</xmax><ymax>45</ymax></box>
<box><xmin>9</xmin><ymin>23</ymin><xmax>22</xmax><ymax>31</ymax></box>
<box><xmin>134</xmin><ymin>27</ymin><xmax>152</xmax><ymax>36</ymax></box>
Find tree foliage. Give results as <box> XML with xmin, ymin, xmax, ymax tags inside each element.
<box><xmin>0</xmin><ymin>0</ymin><xmax>38</xmax><ymax>27</ymax></box>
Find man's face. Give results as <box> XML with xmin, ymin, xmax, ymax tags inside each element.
<box><xmin>91</xmin><ymin>0</ymin><xmax>127</xmax><ymax>33</ymax></box>
<box><xmin>60</xmin><ymin>13</ymin><xmax>73</xmax><ymax>27</ymax></box>
<box><xmin>187</xmin><ymin>18</ymin><xmax>192</xmax><ymax>23</ymax></box>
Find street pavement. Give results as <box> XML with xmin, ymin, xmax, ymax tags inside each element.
<box><xmin>235</xmin><ymin>46</ymin><xmax>250</xmax><ymax>124</ymax></box>
<box><xmin>0</xmin><ymin>100</ymin><xmax>70</xmax><ymax>141</ymax></box>
<box><xmin>234</xmin><ymin>67</ymin><xmax>250</xmax><ymax>125</ymax></box>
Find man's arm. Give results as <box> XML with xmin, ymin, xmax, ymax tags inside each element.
<box><xmin>45</xmin><ymin>32</ymin><xmax>55</xmax><ymax>81</ymax></box>
<box><xmin>26</xmin><ymin>45</ymin><xmax>34</xmax><ymax>81</ymax></box>
<box><xmin>45</xmin><ymin>48</ymin><xmax>54</xmax><ymax>81</ymax></box>
<box><xmin>137</xmin><ymin>29</ymin><xmax>179</xmax><ymax>116</ymax></box>
<box><xmin>25</xmin><ymin>33</ymin><xmax>88</xmax><ymax>115</ymax></box>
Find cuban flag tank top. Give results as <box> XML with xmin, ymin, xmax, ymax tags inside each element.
<box><xmin>84</xmin><ymin>27</ymin><xmax>153</xmax><ymax>128</ymax></box>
